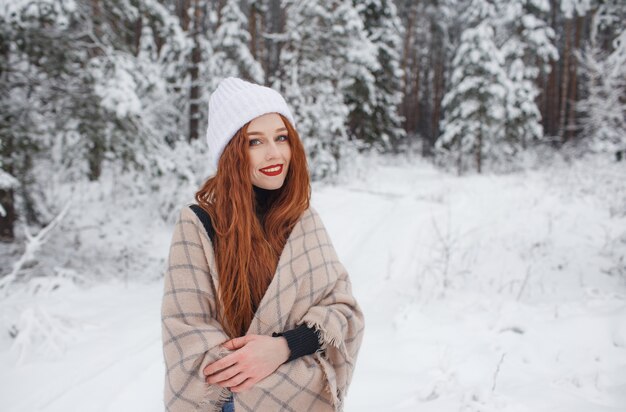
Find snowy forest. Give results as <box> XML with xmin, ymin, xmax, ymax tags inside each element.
<box><xmin>1</xmin><ymin>0</ymin><xmax>625</xmax><ymax>240</ymax></box>
<box><xmin>1</xmin><ymin>0</ymin><xmax>626</xmax><ymax>411</ymax></box>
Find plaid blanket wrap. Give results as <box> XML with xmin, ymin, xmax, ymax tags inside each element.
<box><xmin>161</xmin><ymin>205</ymin><xmax>365</xmax><ymax>411</ymax></box>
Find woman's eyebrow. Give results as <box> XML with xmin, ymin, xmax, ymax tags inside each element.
<box><xmin>247</xmin><ymin>127</ymin><xmax>287</xmax><ymax>136</ymax></box>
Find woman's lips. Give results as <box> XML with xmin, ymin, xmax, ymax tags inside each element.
<box><xmin>259</xmin><ymin>164</ymin><xmax>283</xmax><ymax>176</ymax></box>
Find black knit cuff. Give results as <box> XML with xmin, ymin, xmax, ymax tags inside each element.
<box><xmin>272</xmin><ymin>324</ymin><xmax>321</xmax><ymax>363</ymax></box>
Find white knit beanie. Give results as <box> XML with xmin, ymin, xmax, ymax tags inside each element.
<box><xmin>206</xmin><ymin>77</ymin><xmax>296</xmax><ymax>171</ymax></box>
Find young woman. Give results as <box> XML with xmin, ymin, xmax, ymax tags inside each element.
<box><xmin>161</xmin><ymin>77</ymin><xmax>364</xmax><ymax>411</ymax></box>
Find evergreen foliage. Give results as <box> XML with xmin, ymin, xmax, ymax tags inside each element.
<box><xmin>347</xmin><ymin>0</ymin><xmax>405</xmax><ymax>152</ymax></box>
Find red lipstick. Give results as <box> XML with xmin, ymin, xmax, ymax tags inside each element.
<box><xmin>259</xmin><ymin>164</ymin><xmax>283</xmax><ymax>176</ymax></box>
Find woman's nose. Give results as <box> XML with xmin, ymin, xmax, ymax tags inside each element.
<box><xmin>265</xmin><ymin>141</ymin><xmax>280</xmax><ymax>160</ymax></box>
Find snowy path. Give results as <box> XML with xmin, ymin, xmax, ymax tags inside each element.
<box><xmin>1</xmin><ymin>158</ymin><xmax>625</xmax><ymax>411</ymax></box>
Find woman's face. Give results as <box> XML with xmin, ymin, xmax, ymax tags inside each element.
<box><xmin>246</xmin><ymin>113</ymin><xmax>292</xmax><ymax>190</ymax></box>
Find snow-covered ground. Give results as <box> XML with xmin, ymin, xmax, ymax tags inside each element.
<box><xmin>1</xmin><ymin>155</ymin><xmax>625</xmax><ymax>411</ymax></box>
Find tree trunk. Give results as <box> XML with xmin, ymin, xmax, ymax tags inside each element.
<box><xmin>216</xmin><ymin>0</ymin><xmax>226</xmax><ymax>27</ymax></box>
<box><xmin>19</xmin><ymin>152</ymin><xmax>38</xmax><ymax>225</ymax></box>
<box><xmin>559</xmin><ymin>18</ymin><xmax>572</xmax><ymax>143</ymax></box>
<box><xmin>133</xmin><ymin>16</ymin><xmax>142</xmax><ymax>56</ymax></box>
<box><xmin>249</xmin><ymin>3</ymin><xmax>258</xmax><ymax>64</ymax></box>
<box><xmin>432</xmin><ymin>54</ymin><xmax>444</xmax><ymax>149</ymax></box>
<box><xmin>543</xmin><ymin>0</ymin><xmax>559</xmax><ymax>138</ymax></box>
<box><xmin>400</xmin><ymin>6</ymin><xmax>416</xmax><ymax>136</ymax></box>
<box><xmin>264</xmin><ymin>0</ymin><xmax>285</xmax><ymax>83</ymax></box>
<box><xmin>0</xmin><ymin>133</ymin><xmax>16</xmax><ymax>242</ymax></box>
<box><xmin>0</xmin><ymin>188</ymin><xmax>16</xmax><ymax>242</ymax></box>
<box><xmin>566</xmin><ymin>14</ymin><xmax>584</xmax><ymax>141</ymax></box>
<box><xmin>0</xmin><ymin>24</ymin><xmax>15</xmax><ymax>241</ymax></box>
<box><xmin>545</xmin><ymin>58</ymin><xmax>558</xmax><ymax>137</ymax></box>
<box><xmin>188</xmin><ymin>0</ymin><xmax>202</xmax><ymax>142</ymax></box>
<box><xmin>413</xmin><ymin>64</ymin><xmax>423</xmax><ymax>155</ymax></box>
<box><xmin>177</xmin><ymin>0</ymin><xmax>191</xmax><ymax>31</ymax></box>
<box><xmin>91</xmin><ymin>0</ymin><xmax>102</xmax><ymax>38</ymax></box>
<box><xmin>456</xmin><ymin>132</ymin><xmax>462</xmax><ymax>176</ymax></box>
<box><xmin>86</xmin><ymin>131</ymin><xmax>104</xmax><ymax>181</ymax></box>
<box><xmin>89</xmin><ymin>0</ymin><xmax>104</xmax><ymax>59</ymax></box>
<box><xmin>476</xmin><ymin>130</ymin><xmax>482</xmax><ymax>174</ymax></box>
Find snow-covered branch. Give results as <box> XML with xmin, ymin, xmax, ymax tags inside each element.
<box><xmin>0</xmin><ymin>201</ymin><xmax>72</xmax><ymax>293</ymax></box>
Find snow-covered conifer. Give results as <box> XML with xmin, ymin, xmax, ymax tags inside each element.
<box><xmin>279</xmin><ymin>0</ymin><xmax>377</xmax><ymax>179</ymax></box>
<box><xmin>436</xmin><ymin>0</ymin><xmax>509</xmax><ymax>174</ymax></box>
<box><xmin>578</xmin><ymin>28</ymin><xmax>626</xmax><ymax>155</ymax></box>
<box><xmin>212</xmin><ymin>0</ymin><xmax>264</xmax><ymax>83</ymax></box>
<box><xmin>347</xmin><ymin>0</ymin><xmax>405</xmax><ymax>152</ymax></box>
<box><xmin>497</xmin><ymin>0</ymin><xmax>558</xmax><ymax>151</ymax></box>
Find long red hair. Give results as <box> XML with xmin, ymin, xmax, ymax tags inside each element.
<box><xmin>195</xmin><ymin>114</ymin><xmax>310</xmax><ymax>338</ymax></box>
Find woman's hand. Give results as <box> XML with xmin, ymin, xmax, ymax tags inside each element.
<box><xmin>203</xmin><ymin>334</ymin><xmax>290</xmax><ymax>393</ymax></box>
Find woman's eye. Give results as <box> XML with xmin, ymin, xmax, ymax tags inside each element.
<box><xmin>276</xmin><ymin>135</ymin><xmax>288</xmax><ymax>142</ymax></box>
<box><xmin>249</xmin><ymin>139</ymin><xmax>261</xmax><ymax>146</ymax></box>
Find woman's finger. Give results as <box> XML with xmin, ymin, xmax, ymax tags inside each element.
<box><xmin>230</xmin><ymin>377</ymin><xmax>255</xmax><ymax>393</ymax></box>
<box><xmin>215</xmin><ymin>372</ymin><xmax>248</xmax><ymax>388</ymax></box>
<box><xmin>203</xmin><ymin>352</ymin><xmax>238</xmax><ymax>376</ymax></box>
<box><xmin>222</xmin><ymin>335</ymin><xmax>252</xmax><ymax>351</ymax></box>
<box><xmin>205</xmin><ymin>364</ymin><xmax>240</xmax><ymax>385</ymax></box>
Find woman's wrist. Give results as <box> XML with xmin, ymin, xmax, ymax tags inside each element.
<box><xmin>274</xmin><ymin>335</ymin><xmax>291</xmax><ymax>364</ymax></box>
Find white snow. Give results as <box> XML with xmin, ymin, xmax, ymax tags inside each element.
<box><xmin>0</xmin><ymin>169</ymin><xmax>19</xmax><ymax>191</ymax></box>
<box><xmin>1</xmin><ymin>155</ymin><xmax>625</xmax><ymax>411</ymax></box>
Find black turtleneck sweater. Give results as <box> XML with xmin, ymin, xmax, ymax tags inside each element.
<box><xmin>252</xmin><ymin>185</ymin><xmax>322</xmax><ymax>363</ymax></box>
<box><xmin>252</xmin><ymin>185</ymin><xmax>274</xmax><ymax>219</ymax></box>
<box><xmin>190</xmin><ymin>187</ymin><xmax>321</xmax><ymax>363</ymax></box>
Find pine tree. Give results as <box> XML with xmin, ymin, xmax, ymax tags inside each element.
<box><xmin>436</xmin><ymin>0</ymin><xmax>509</xmax><ymax>174</ymax></box>
<box><xmin>279</xmin><ymin>0</ymin><xmax>377</xmax><ymax>180</ymax></box>
<box><xmin>579</xmin><ymin>28</ymin><xmax>626</xmax><ymax>155</ymax></box>
<box><xmin>497</xmin><ymin>0</ymin><xmax>558</xmax><ymax>151</ymax></box>
<box><xmin>77</xmin><ymin>0</ymin><xmax>191</xmax><ymax>176</ymax></box>
<box><xmin>212</xmin><ymin>0</ymin><xmax>264</xmax><ymax>83</ymax></box>
<box><xmin>559</xmin><ymin>0</ymin><xmax>594</xmax><ymax>142</ymax></box>
<box><xmin>0</xmin><ymin>138</ymin><xmax>19</xmax><ymax>240</ymax></box>
<box><xmin>347</xmin><ymin>0</ymin><xmax>405</xmax><ymax>152</ymax></box>
<box><xmin>0</xmin><ymin>0</ymin><xmax>192</xmax><ymax>238</ymax></box>
<box><xmin>0</xmin><ymin>0</ymin><xmax>82</xmax><ymax>231</ymax></box>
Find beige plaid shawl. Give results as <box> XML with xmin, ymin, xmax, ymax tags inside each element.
<box><xmin>161</xmin><ymin>205</ymin><xmax>364</xmax><ymax>411</ymax></box>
